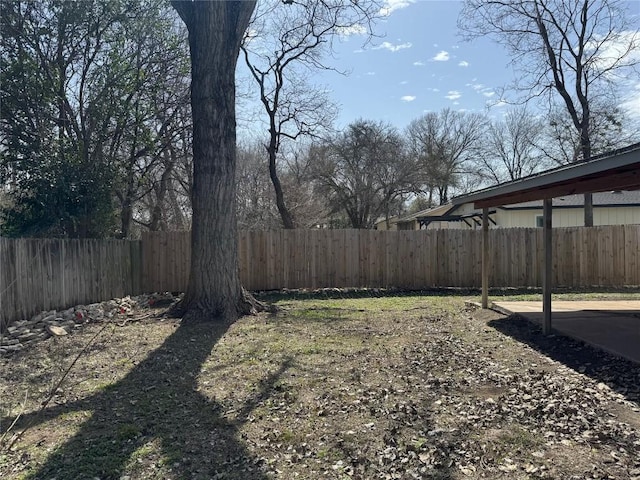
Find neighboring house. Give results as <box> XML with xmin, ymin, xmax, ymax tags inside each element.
<box><xmin>375</xmin><ymin>204</ymin><xmax>455</xmax><ymax>231</ymax></box>
<box><xmin>377</xmin><ymin>190</ymin><xmax>640</xmax><ymax>230</ymax></box>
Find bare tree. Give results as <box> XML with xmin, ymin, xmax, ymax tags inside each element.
<box><xmin>137</xmin><ymin>138</ymin><xmax>192</xmax><ymax>233</ymax></box>
<box><xmin>236</xmin><ymin>140</ymin><xmax>281</xmax><ymax>230</ymax></box>
<box><xmin>235</xmin><ymin>139</ymin><xmax>331</xmax><ymax>229</ymax></box>
<box><xmin>278</xmin><ymin>142</ymin><xmax>332</xmax><ymax>228</ymax></box>
<box><xmin>477</xmin><ymin>107</ymin><xmax>549</xmax><ymax>184</ymax></box>
<box><xmin>459</xmin><ymin>0</ymin><xmax>640</xmax><ymax>225</ymax></box>
<box><xmin>136</xmin><ymin>104</ymin><xmax>194</xmax><ymax>233</ymax></box>
<box><xmin>241</xmin><ymin>0</ymin><xmax>380</xmax><ymax>228</ymax></box>
<box><xmin>310</xmin><ymin>120</ymin><xmax>414</xmax><ymax>229</ymax></box>
<box><xmin>171</xmin><ymin>1</ymin><xmax>260</xmax><ymax>323</ymax></box>
<box><xmin>108</xmin><ymin>8</ymin><xmax>192</xmax><ymax>238</ymax></box>
<box><xmin>541</xmin><ymin>101</ymin><xmax>640</xmax><ymax>166</ymax></box>
<box><xmin>407</xmin><ymin>109</ymin><xmax>487</xmax><ymax>205</ymax></box>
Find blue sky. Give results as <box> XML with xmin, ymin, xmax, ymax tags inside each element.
<box><xmin>320</xmin><ymin>0</ymin><xmax>511</xmax><ymax>129</ymax></box>
<box><xmin>310</xmin><ymin>0</ymin><xmax>640</xmax><ymax>131</ymax></box>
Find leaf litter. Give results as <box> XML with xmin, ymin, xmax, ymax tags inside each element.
<box><xmin>0</xmin><ymin>293</ymin><xmax>638</xmax><ymax>479</ymax></box>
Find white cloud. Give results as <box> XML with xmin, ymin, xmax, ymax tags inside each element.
<box><xmin>466</xmin><ymin>83</ymin><xmax>498</xmax><ymax>98</ymax></box>
<box><xmin>337</xmin><ymin>24</ymin><xmax>367</xmax><ymax>38</ymax></box>
<box><xmin>463</xmin><ymin>81</ymin><xmax>501</xmax><ymax>101</ymax></box>
<box><xmin>445</xmin><ymin>90</ymin><xmax>461</xmax><ymax>100</ymax></box>
<box><xmin>432</xmin><ymin>50</ymin><xmax>449</xmax><ymax>61</ymax></box>
<box><xmin>458</xmin><ymin>60</ymin><xmax>469</xmax><ymax>67</ymax></box>
<box><xmin>380</xmin><ymin>0</ymin><xmax>415</xmax><ymax>17</ymax></box>
<box><xmin>413</xmin><ymin>61</ymin><xmax>425</xmax><ymax>66</ymax></box>
<box><xmin>400</xmin><ymin>80</ymin><xmax>409</xmax><ymax>85</ymax></box>
<box><xmin>373</xmin><ymin>41</ymin><xmax>413</xmax><ymax>52</ymax></box>
<box><xmin>401</xmin><ymin>95</ymin><xmax>416</xmax><ymax>102</ymax></box>
<box><xmin>587</xmin><ymin>30</ymin><xmax>640</xmax><ymax>72</ymax></box>
<box><xmin>353</xmin><ymin>49</ymin><xmax>364</xmax><ymax>54</ymax></box>
<box><xmin>365</xmin><ymin>71</ymin><xmax>376</xmax><ymax>76</ymax></box>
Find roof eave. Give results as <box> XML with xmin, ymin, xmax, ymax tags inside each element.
<box><xmin>452</xmin><ymin>144</ymin><xmax>640</xmax><ymax>208</ymax></box>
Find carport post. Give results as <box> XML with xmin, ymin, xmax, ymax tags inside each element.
<box><xmin>482</xmin><ymin>207</ymin><xmax>489</xmax><ymax>309</ymax></box>
<box><xmin>542</xmin><ymin>198</ymin><xmax>552</xmax><ymax>334</ymax></box>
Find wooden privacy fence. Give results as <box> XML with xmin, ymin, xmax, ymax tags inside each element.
<box><xmin>0</xmin><ymin>238</ymin><xmax>142</xmax><ymax>330</ymax></box>
<box><xmin>141</xmin><ymin>226</ymin><xmax>640</xmax><ymax>292</ymax></box>
<box><xmin>2</xmin><ymin>226</ymin><xmax>638</xmax><ymax>329</ymax></box>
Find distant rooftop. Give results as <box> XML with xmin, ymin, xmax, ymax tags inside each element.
<box><xmin>394</xmin><ymin>203</ymin><xmax>454</xmax><ymax>224</ymax></box>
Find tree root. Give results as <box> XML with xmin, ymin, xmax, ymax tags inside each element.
<box><xmin>239</xmin><ymin>287</ymin><xmax>277</xmax><ymax>315</ymax></box>
<box><xmin>167</xmin><ymin>287</ymin><xmax>276</xmax><ymax>324</ymax></box>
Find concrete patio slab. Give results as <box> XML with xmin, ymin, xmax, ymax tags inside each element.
<box><xmin>492</xmin><ymin>301</ymin><xmax>640</xmax><ymax>364</ymax></box>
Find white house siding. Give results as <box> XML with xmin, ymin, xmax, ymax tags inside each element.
<box><xmin>455</xmin><ymin>203</ymin><xmax>478</xmax><ymax>216</ymax></box>
<box><xmin>496</xmin><ymin>206</ymin><xmax>640</xmax><ymax>227</ymax></box>
<box><xmin>596</xmin><ymin>206</ymin><xmax>640</xmax><ymax>225</ymax></box>
<box><xmin>425</xmin><ymin>220</ymin><xmax>465</xmax><ymax>230</ymax></box>
<box><xmin>375</xmin><ymin>220</ymin><xmax>393</xmax><ymax>231</ymax></box>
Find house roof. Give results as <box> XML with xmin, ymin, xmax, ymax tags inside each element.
<box><xmin>452</xmin><ymin>143</ymin><xmax>640</xmax><ymax>208</ymax></box>
<box><xmin>395</xmin><ymin>203</ymin><xmax>455</xmax><ymax>224</ymax></box>
<box><xmin>499</xmin><ymin>190</ymin><xmax>640</xmax><ymax>210</ymax></box>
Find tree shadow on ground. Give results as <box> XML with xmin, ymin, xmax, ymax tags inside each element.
<box><xmin>9</xmin><ymin>321</ymin><xmax>283</xmax><ymax>480</ymax></box>
<box><xmin>488</xmin><ymin>314</ymin><xmax>640</xmax><ymax>407</ymax></box>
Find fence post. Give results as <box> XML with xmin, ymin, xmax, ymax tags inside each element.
<box><xmin>482</xmin><ymin>208</ymin><xmax>489</xmax><ymax>308</ymax></box>
<box><xmin>542</xmin><ymin>199</ymin><xmax>553</xmax><ymax>335</ymax></box>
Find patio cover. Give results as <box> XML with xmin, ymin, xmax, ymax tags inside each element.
<box><xmin>451</xmin><ymin>143</ymin><xmax>640</xmax><ymax>334</ymax></box>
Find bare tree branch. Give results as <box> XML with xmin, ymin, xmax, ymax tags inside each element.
<box><xmin>240</xmin><ymin>0</ymin><xmax>383</xmax><ymax>228</ymax></box>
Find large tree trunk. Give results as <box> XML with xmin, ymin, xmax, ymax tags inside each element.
<box><xmin>171</xmin><ymin>1</ymin><xmax>260</xmax><ymax>323</ymax></box>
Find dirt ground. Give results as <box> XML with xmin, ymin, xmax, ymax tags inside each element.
<box><xmin>1</xmin><ymin>292</ymin><xmax>639</xmax><ymax>480</ymax></box>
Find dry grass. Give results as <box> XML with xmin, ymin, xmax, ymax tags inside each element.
<box><xmin>1</xmin><ymin>293</ymin><xmax>639</xmax><ymax>479</ymax></box>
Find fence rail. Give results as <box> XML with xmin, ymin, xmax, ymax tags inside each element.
<box><xmin>2</xmin><ymin>226</ymin><xmax>638</xmax><ymax>329</ymax></box>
